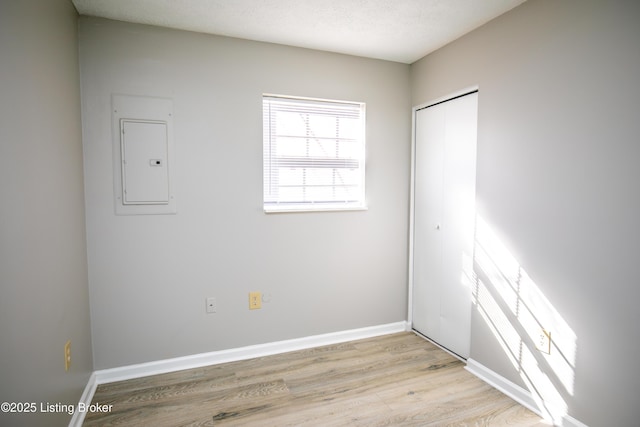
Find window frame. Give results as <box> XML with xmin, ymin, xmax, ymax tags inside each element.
<box><xmin>262</xmin><ymin>94</ymin><xmax>367</xmax><ymax>213</ymax></box>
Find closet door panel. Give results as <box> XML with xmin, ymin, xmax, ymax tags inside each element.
<box><xmin>412</xmin><ymin>92</ymin><xmax>477</xmax><ymax>359</ymax></box>
<box><xmin>412</xmin><ymin>105</ymin><xmax>445</xmax><ymax>339</ymax></box>
<box><xmin>438</xmin><ymin>93</ymin><xmax>477</xmax><ymax>358</ymax></box>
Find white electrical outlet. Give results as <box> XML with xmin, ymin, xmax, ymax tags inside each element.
<box><xmin>206</xmin><ymin>297</ymin><xmax>216</xmax><ymax>314</ymax></box>
<box><xmin>536</xmin><ymin>328</ymin><xmax>551</xmax><ymax>354</ymax></box>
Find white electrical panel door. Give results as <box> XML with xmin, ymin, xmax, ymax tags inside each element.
<box><xmin>121</xmin><ymin>120</ymin><xmax>169</xmax><ymax>205</ymax></box>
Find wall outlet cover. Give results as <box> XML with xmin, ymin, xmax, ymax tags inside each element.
<box><xmin>206</xmin><ymin>297</ymin><xmax>216</xmax><ymax>314</ymax></box>
<box><xmin>64</xmin><ymin>340</ymin><xmax>71</xmax><ymax>371</ymax></box>
<box><xmin>536</xmin><ymin>329</ymin><xmax>551</xmax><ymax>354</ymax></box>
<box><xmin>249</xmin><ymin>292</ymin><xmax>262</xmax><ymax>310</ymax></box>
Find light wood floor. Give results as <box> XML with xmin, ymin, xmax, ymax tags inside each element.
<box><xmin>84</xmin><ymin>332</ymin><xmax>548</xmax><ymax>426</ymax></box>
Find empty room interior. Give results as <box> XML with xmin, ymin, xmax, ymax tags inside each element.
<box><xmin>1</xmin><ymin>0</ymin><xmax>639</xmax><ymax>426</ymax></box>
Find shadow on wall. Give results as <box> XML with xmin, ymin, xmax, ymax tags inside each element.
<box><xmin>472</xmin><ymin>216</ymin><xmax>577</xmax><ymax>424</ymax></box>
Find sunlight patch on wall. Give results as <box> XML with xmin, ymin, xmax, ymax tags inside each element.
<box><xmin>472</xmin><ymin>216</ymin><xmax>577</xmax><ymax>424</ymax></box>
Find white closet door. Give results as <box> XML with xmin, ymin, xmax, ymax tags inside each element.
<box><xmin>412</xmin><ymin>92</ymin><xmax>478</xmax><ymax>359</ymax></box>
<box><xmin>412</xmin><ymin>104</ymin><xmax>446</xmax><ymax>342</ymax></box>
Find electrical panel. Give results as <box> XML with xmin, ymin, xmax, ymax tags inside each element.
<box><xmin>112</xmin><ymin>95</ymin><xmax>175</xmax><ymax>215</ymax></box>
<box><xmin>120</xmin><ymin>120</ymin><xmax>169</xmax><ymax>205</ymax></box>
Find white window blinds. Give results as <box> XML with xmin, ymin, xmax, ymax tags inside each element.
<box><xmin>263</xmin><ymin>95</ymin><xmax>366</xmax><ymax>212</ymax></box>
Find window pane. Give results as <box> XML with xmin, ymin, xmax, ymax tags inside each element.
<box><xmin>273</xmin><ymin>111</ymin><xmax>306</xmax><ymax>135</ymax></box>
<box><xmin>338</xmin><ymin>117</ymin><xmax>361</xmax><ymax>140</ymax></box>
<box><xmin>305</xmin><ymin>168</ymin><xmax>333</xmax><ymax>186</ymax></box>
<box><xmin>275</xmin><ymin>137</ymin><xmax>307</xmax><ymax>157</ymax></box>
<box><xmin>337</xmin><ymin>139</ymin><xmax>361</xmax><ymax>159</ymax></box>
<box><xmin>308</xmin><ymin>139</ymin><xmax>338</xmax><ymax>158</ymax></box>
<box><xmin>306</xmin><ymin>114</ymin><xmax>337</xmax><ymax>139</ymax></box>
<box><xmin>279</xmin><ymin>186</ymin><xmax>304</xmax><ymax>203</ymax></box>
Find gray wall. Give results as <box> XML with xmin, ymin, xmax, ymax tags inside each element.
<box><xmin>411</xmin><ymin>1</ymin><xmax>640</xmax><ymax>425</ymax></box>
<box><xmin>0</xmin><ymin>1</ymin><xmax>93</xmax><ymax>426</ymax></box>
<box><xmin>79</xmin><ymin>18</ymin><xmax>411</xmax><ymax>369</ymax></box>
<box><xmin>8</xmin><ymin>1</ymin><xmax>634</xmax><ymax>425</ymax></box>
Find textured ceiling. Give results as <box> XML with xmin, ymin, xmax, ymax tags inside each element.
<box><xmin>72</xmin><ymin>0</ymin><xmax>526</xmax><ymax>64</ymax></box>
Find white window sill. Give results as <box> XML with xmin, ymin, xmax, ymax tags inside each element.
<box><xmin>264</xmin><ymin>205</ymin><xmax>368</xmax><ymax>214</ymax></box>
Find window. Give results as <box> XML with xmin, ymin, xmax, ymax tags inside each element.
<box><xmin>263</xmin><ymin>95</ymin><xmax>366</xmax><ymax>212</ymax></box>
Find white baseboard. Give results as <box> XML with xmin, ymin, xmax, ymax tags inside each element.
<box><xmin>93</xmin><ymin>321</ymin><xmax>408</xmax><ymax>385</ymax></box>
<box><xmin>561</xmin><ymin>414</ymin><xmax>590</xmax><ymax>427</ymax></box>
<box><xmin>68</xmin><ymin>372</ymin><xmax>97</xmax><ymax>427</ymax></box>
<box><xmin>465</xmin><ymin>358</ymin><xmax>588</xmax><ymax>427</ymax></box>
<box><xmin>465</xmin><ymin>359</ymin><xmax>541</xmax><ymax>415</ymax></box>
<box><xmin>75</xmin><ymin>323</ymin><xmax>593</xmax><ymax>427</ymax></box>
<box><xmin>70</xmin><ymin>321</ymin><xmax>407</xmax><ymax>426</ymax></box>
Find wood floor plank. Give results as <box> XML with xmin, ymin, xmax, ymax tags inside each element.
<box><xmin>84</xmin><ymin>332</ymin><xmax>547</xmax><ymax>426</ymax></box>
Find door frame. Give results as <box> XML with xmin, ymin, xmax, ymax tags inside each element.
<box><xmin>407</xmin><ymin>85</ymin><xmax>479</xmax><ymax>335</ymax></box>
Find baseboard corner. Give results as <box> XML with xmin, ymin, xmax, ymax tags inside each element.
<box><xmin>465</xmin><ymin>359</ymin><xmax>589</xmax><ymax>427</ymax></box>
<box><xmin>68</xmin><ymin>371</ymin><xmax>97</xmax><ymax>427</ymax></box>
<box><xmin>465</xmin><ymin>358</ymin><xmax>540</xmax><ymax>416</ymax></box>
